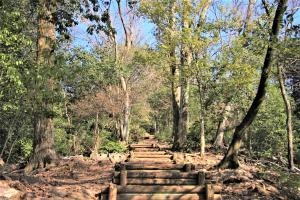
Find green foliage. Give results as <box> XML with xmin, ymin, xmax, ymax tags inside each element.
<box><xmin>100</xmin><ymin>141</ymin><xmax>127</xmax><ymax>153</ymax></box>
<box><xmin>249</xmin><ymin>85</ymin><xmax>287</xmax><ymax>157</ymax></box>
<box><xmin>1</xmin><ymin>0</ymin><xmax>299</xmax><ymax>171</ymax></box>
<box><xmin>129</xmin><ymin>125</ymin><xmax>147</xmax><ymax>142</ymax></box>
<box><xmin>18</xmin><ymin>138</ymin><xmax>33</xmax><ymax>160</ymax></box>
<box><xmin>186</xmin><ymin>123</ymin><xmax>200</xmax><ymax>152</ymax></box>
<box><xmin>155</xmin><ymin>128</ymin><xmax>172</xmax><ymax>143</ymax></box>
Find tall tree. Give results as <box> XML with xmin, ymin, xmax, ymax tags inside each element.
<box><xmin>213</xmin><ymin>0</ymin><xmax>256</xmax><ymax>149</ymax></box>
<box><xmin>218</xmin><ymin>0</ymin><xmax>288</xmax><ymax>169</ymax></box>
<box><xmin>176</xmin><ymin>0</ymin><xmax>192</xmax><ymax>150</ymax></box>
<box><xmin>277</xmin><ymin>64</ymin><xmax>294</xmax><ymax>170</ymax></box>
<box><xmin>26</xmin><ymin>0</ymin><xmax>58</xmax><ymax>172</ymax></box>
<box><xmin>169</xmin><ymin>0</ymin><xmax>181</xmax><ymax>150</ymax></box>
<box><xmin>116</xmin><ymin>0</ymin><xmax>137</xmax><ymax>142</ymax></box>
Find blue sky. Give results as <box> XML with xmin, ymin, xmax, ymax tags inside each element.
<box><xmin>69</xmin><ymin>0</ymin><xmax>300</xmax><ymax>50</ymax></box>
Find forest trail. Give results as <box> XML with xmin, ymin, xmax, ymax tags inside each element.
<box><xmin>99</xmin><ymin>136</ymin><xmax>220</xmax><ymax>199</ymax></box>
<box><xmin>1</xmin><ymin>136</ymin><xmax>299</xmax><ymax>199</ymax></box>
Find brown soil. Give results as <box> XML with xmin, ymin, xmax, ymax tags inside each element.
<box><xmin>1</xmin><ymin>156</ymin><xmax>114</xmax><ymax>199</ymax></box>
<box><xmin>1</xmin><ymin>149</ymin><xmax>299</xmax><ymax>200</ymax></box>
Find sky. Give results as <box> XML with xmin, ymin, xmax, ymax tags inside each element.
<box><xmin>69</xmin><ymin>0</ymin><xmax>300</xmax><ymax>50</ymax></box>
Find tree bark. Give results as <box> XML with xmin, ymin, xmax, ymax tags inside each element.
<box><xmin>168</xmin><ymin>0</ymin><xmax>181</xmax><ymax>150</ymax></box>
<box><xmin>214</xmin><ymin>119</ymin><xmax>226</xmax><ymax>148</ymax></box>
<box><xmin>197</xmin><ymin>0</ymin><xmax>212</xmax><ymax>28</ymax></box>
<box><xmin>116</xmin><ymin>0</ymin><xmax>135</xmax><ymax>143</ymax></box>
<box><xmin>177</xmin><ymin>43</ymin><xmax>191</xmax><ymax>150</ymax></box>
<box><xmin>120</xmin><ymin>77</ymin><xmax>130</xmax><ymax>142</ymax></box>
<box><xmin>199</xmin><ymin>116</ymin><xmax>205</xmax><ymax>156</ymax></box>
<box><xmin>116</xmin><ymin>0</ymin><xmax>130</xmax><ymax>48</ymax></box>
<box><xmin>93</xmin><ymin>112</ymin><xmax>100</xmax><ymax>152</ymax></box>
<box><xmin>217</xmin><ymin>0</ymin><xmax>288</xmax><ymax>169</ymax></box>
<box><xmin>244</xmin><ymin>0</ymin><xmax>257</xmax><ymax>32</ymax></box>
<box><xmin>177</xmin><ymin>0</ymin><xmax>192</xmax><ymax>150</ymax></box>
<box><xmin>213</xmin><ymin>104</ymin><xmax>231</xmax><ymax>148</ymax></box>
<box><xmin>171</xmin><ymin>69</ymin><xmax>180</xmax><ymax>149</ymax></box>
<box><xmin>197</xmin><ymin>79</ymin><xmax>206</xmax><ymax>156</ymax></box>
<box><xmin>278</xmin><ymin>64</ymin><xmax>295</xmax><ymax>170</ymax></box>
<box><xmin>26</xmin><ymin>1</ymin><xmax>57</xmax><ymax>173</ymax></box>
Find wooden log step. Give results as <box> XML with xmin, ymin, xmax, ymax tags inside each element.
<box><xmin>101</xmin><ymin>194</ymin><xmax>204</xmax><ymax>200</ymax></box>
<box><xmin>101</xmin><ymin>185</ymin><xmax>222</xmax><ymax>194</ymax></box>
<box><xmin>124</xmin><ymin>163</ymin><xmax>185</xmax><ymax>170</ymax></box>
<box><xmin>128</xmin><ymin>158</ymin><xmax>172</xmax><ymax>163</ymax></box>
<box><xmin>113</xmin><ymin>178</ymin><xmax>197</xmax><ymax>185</ymax></box>
<box><xmin>121</xmin><ymin>169</ymin><xmax>182</xmax><ymax>173</ymax></box>
<box><xmin>130</xmin><ymin>143</ymin><xmax>154</xmax><ymax>145</ymax></box>
<box><xmin>116</xmin><ymin>185</ymin><xmax>222</xmax><ymax>194</ymax></box>
<box><xmin>130</xmin><ymin>144</ymin><xmax>155</xmax><ymax>148</ymax></box>
<box><xmin>133</xmin><ymin>154</ymin><xmax>172</xmax><ymax>158</ymax></box>
<box><xmin>124</xmin><ymin>162</ymin><xmax>176</xmax><ymax>165</ymax></box>
<box><xmin>114</xmin><ymin>171</ymin><xmax>199</xmax><ymax>179</ymax></box>
<box><xmin>132</xmin><ymin>151</ymin><xmax>166</xmax><ymax>155</ymax></box>
<box><xmin>116</xmin><ymin>185</ymin><xmax>205</xmax><ymax>193</ymax></box>
<box><xmin>101</xmin><ymin>193</ymin><xmax>222</xmax><ymax>200</ymax></box>
<box><xmin>157</xmin><ymin>145</ymin><xmax>172</xmax><ymax>149</ymax></box>
<box><xmin>132</xmin><ymin>148</ymin><xmax>160</xmax><ymax>151</ymax></box>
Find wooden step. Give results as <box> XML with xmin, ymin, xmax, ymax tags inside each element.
<box><xmin>101</xmin><ymin>193</ymin><xmax>208</xmax><ymax>200</ymax></box>
<box><xmin>115</xmin><ymin>185</ymin><xmax>222</xmax><ymax>194</ymax></box>
<box><xmin>116</xmin><ymin>185</ymin><xmax>206</xmax><ymax>193</ymax></box>
<box><xmin>114</xmin><ymin>171</ymin><xmax>201</xmax><ymax>179</ymax></box>
<box><xmin>133</xmin><ymin>148</ymin><xmax>160</xmax><ymax>151</ymax></box>
<box><xmin>123</xmin><ymin>163</ymin><xmax>189</xmax><ymax>171</ymax></box>
<box><xmin>132</xmin><ymin>154</ymin><xmax>172</xmax><ymax>158</ymax></box>
<box><xmin>100</xmin><ymin>185</ymin><xmax>222</xmax><ymax>199</ymax></box>
<box><xmin>132</xmin><ymin>151</ymin><xmax>166</xmax><ymax>155</ymax></box>
<box><xmin>124</xmin><ymin>162</ymin><xmax>177</xmax><ymax>165</ymax></box>
<box><xmin>114</xmin><ymin>178</ymin><xmax>197</xmax><ymax>185</ymax></box>
<box><xmin>130</xmin><ymin>144</ymin><xmax>156</xmax><ymax>148</ymax></box>
<box><xmin>157</xmin><ymin>145</ymin><xmax>172</xmax><ymax>150</ymax></box>
<box><xmin>128</xmin><ymin>158</ymin><xmax>173</xmax><ymax>163</ymax></box>
<box><xmin>114</xmin><ymin>184</ymin><xmax>222</xmax><ymax>194</ymax></box>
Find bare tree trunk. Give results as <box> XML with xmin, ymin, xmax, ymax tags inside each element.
<box><xmin>120</xmin><ymin>77</ymin><xmax>130</xmax><ymax>142</ymax></box>
<box><xmin>178</xmin><ymin>85</ymin><xmax>189</xmax><ymax>150</ymax></box>
<box><xmin>217</xmin><ymin>0</ymin><xmax>288</xmax><ymax>169</ymax></box>
<box><xmin>93</xmin><ymin>112</ymin><xmax>100</xmax><ymax>152</ymax></box>
<box><xmin>193</xmin><ymin>0</ymin><xmax>212</xmax><ymax>153</ymax></box>
<box><xmin>116</xmin><ymin>0</ymin><xmax>134</xmax><ymax>143</ymax></box>
<box><xmin>0</xmin><ymin>118</ymin><xmax>16</xmax><ymax>159</ymax></box>
<box><xmin>116</xmin><ymin>0</ymin><xmax>130</xmax><ymax>48</ymax></box>
<box><xmin>124</xmin><ymin>90</ymin><xmax>130</xmax><ymax>141</ymax></box>
<box><xmin>214</xmin><ymin>119</ymin><xmax>226</xmax><ymax>148</ymax></box>
<box><xmin>197</xmin><ymin>79</ymin><xmax>206</xmax><ymax>156</ymax></box>
<box><xmin>244</xmin><ymin>0</ymin><xmax>257</xmax><ymax>32</ymax></box>
<box><xmin>177</xmin><ymin>50</ymin><xmax>191</xmax><ymax>150</ymax></box>
<box><xmin>171</xmin><ymin>70</ymin><xmax>180</xmax><ymax>149</ymax></box>
<box><xmin>26</xmin><ymin>1</ymin><xmax>58</xmax><ymax>173</ymax></box>
<box><xmin>168</xmin><ymin>0</ymin><xmax>181</xmax><ymax>149</ymax></box>
<box><xmin>213</xmin><ymin>104</ymin><xmax>231</xmax><ymax>148</ymax></box>
<box><xmin>197</xmin><ymin>0</ymin><xmax>212</xmax><ymax>28</ymax></box>
<box><xmin>278</xmin><ymin>64</ymin><xmax>294</xmax><ymax>170</ymax></box>
<box><xmin>176</xmin><ymin>0</ymin><xmax>192</xmax><ymax>150</ymax></box>
<box><xmin>200</xmin><ymin>115</ymin><xmax>205</xmax><ymax>156</ymax></box>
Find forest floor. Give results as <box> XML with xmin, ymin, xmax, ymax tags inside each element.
<box><xmin>1</xmin><ymin>149</ymin><xmax>300</xmax><ymax>200</ymax></box>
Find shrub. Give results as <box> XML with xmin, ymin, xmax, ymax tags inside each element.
<box><xmin>100</xmin><ymin>141</ymin><xmax>127</xmax><ymax>153</ymax></box>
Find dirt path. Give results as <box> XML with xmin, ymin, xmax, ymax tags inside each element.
<box><xmin>100</xmin><ymin>136</ymin><xmax>221</xmax><ymax>200</ymax></box>
<box><xmin>1</xmin><ymin>136</ymin><xmax>299</xmax><ymax>199</ymax></box>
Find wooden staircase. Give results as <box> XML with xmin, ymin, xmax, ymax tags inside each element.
<box><xmin>99</xmin><ymin>137</ymin><xmax>222</xmax><ymax>200</ymax></box>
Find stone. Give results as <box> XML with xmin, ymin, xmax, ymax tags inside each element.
<box><xmin>108</xmin><ymin>153</ymin><xmax>127</xmax><ymax>164</ymax></box>
<box><xmin>90</xmin><ymin>152</ymin><xmax>108</xmax><ymax>161</ymax></box>
<box><xmin>0</xmin><ymin>181</ymin><xmax>22</xmax><ymax>200</ymax></box>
